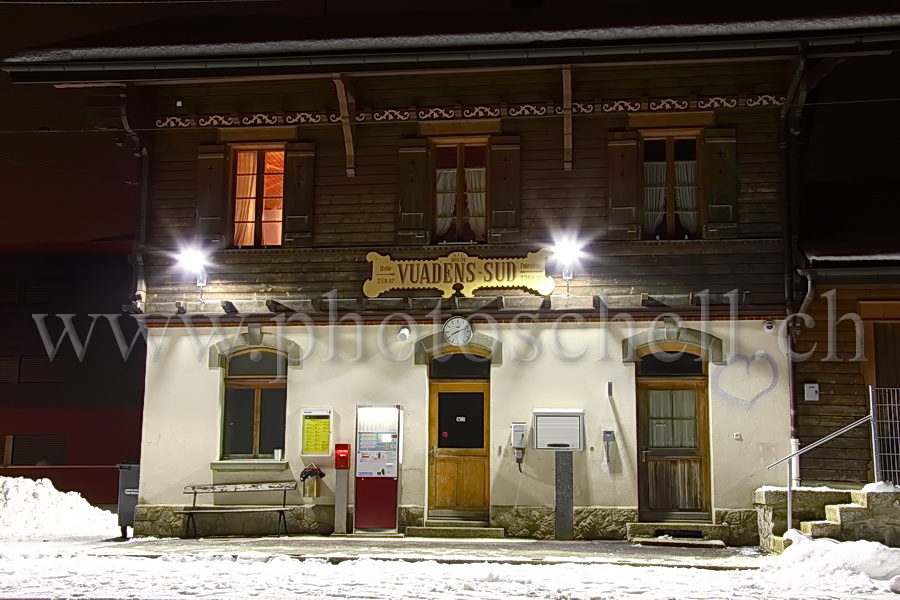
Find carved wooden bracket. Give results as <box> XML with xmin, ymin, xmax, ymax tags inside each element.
<box><xmin>332</xmin><ymin>73</ymin><xmax>356</xmax><ymax>177</ymax></box>
<box><xmin>562</xmin><ymin>66</ymin><xmax>573</xmax><ymax>171</ymax></box>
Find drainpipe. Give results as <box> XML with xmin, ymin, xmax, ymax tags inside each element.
<box><xmin>781</xmin><ymin>44</ymin><xmax>806</xmax><ymax>487</ymax></box>
<box><xmin>120</xmin><ymin>84</ymin><xmax>148</xmax><ymax>313</ymax></box>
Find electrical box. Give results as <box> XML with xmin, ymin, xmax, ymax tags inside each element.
<box><xmin>532</xmin><ymin>409</ymin><xmax>585</xmax><ymax>451</ymax></box>
<box><xmin>804</xmin><ymin>383</ymin><xmax>820</xmax><ymax>401</ymax></box>
<box><xmin>334</xmin><ymin>443</ymin><xmax>351</xmax><ymax>470</ymax></box>
<box><xmin>510</xmin><ymin>422</ymin><xmax>527</xmax><ymax>449</ymax></box>
<box><xmin>602</xmin><ymin>430</ymin><xmax>616</xmax><ymax>443</ymax></box>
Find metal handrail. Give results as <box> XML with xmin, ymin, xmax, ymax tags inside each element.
<box><xmin>766</xmin><ymin>413</ymin><xmax>873</xmax><ymax>534</ymax></box>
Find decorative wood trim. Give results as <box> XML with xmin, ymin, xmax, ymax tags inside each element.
<box><xmin>155</xmin><ymin>93</ymin><xmax>785</xmax><ymax>128</ymax></box>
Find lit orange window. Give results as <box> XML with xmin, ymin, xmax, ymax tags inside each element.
<box><xmin>233</xmin><ymin>149</ymin><xmax>284</xmax><ymax>247</ymax></box>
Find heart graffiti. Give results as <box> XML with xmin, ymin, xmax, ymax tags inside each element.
<box><xmin>711</xmin><ymin>352</ymin><xmax>778</xmax><ymax>409</ymax></box>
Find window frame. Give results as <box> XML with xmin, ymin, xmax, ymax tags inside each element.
<box><xmin>229</xmin><ymin>143</ymin><xmax>286</xmax><ymax>249</ymax></box>
<box><xmin>430</xmin><ymin>135</ymin><xmax>490</xmax><ymax>244</ymax></box>
<box><xmin>639</xmin><ymin>128</ymin><xmax>703</xmax><ymax>241</ymax></box>
<box><xmin>221</xmin><ymin>349</ymin><xmax>287</xmax><ymax>460</ymax></box>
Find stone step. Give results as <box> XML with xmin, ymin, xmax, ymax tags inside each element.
<box><xmin>632</xmin><ymin>536</ymin><xmax>726</xmax><ymax>549</ymax></box>
<box><xmin>825</xmin><ymin>503</ymin><xmax>870</xmax><ymax>524</ymax></box>
<box><xmin>800</xmin><ymin>519</ymin><xmax>840</xmax><ymax>538</ymax></box>
<box><xmin>770</xmin><ymin>535</ymin><xmax>791</xmax><ymax>554</ymax></box>
<box><xmin>406</xmin><ymin>526</ymin><xmax>505</xmax><ymax>539</ymax></box>
<box><xmin>425</xmin><ymin>519</ymin><xmax>491</xmax><ymax>528</ymax></box>
<box><xmin>625</xmin><ymin>522</ymin><xmax>728</xmax><ymax>542</ymax></box>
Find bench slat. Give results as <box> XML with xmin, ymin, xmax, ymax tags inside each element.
<box><xmin>183</xmin><ymin>482</ymin><xmax>297</xmax><ymax>494</ymax></box>
<box><xmin>175</xmin><ymin>508</ymin><xmax>291</xmax><ymax>514</ymax></box>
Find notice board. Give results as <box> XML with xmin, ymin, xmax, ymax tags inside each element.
<box><xmin>301</xmin><ymin>409</ymin><xmax>332</xmax><ymax>455</ymax></box>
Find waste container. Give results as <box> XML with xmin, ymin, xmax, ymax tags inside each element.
<box><xmin>300</xmin><ymin>464</ymin><xmax>325</xmax><ymax>498</ymax></box>
<box><xmin>116</xmin><ymin>462</ymin><xmax>140</xmax><ymax>538</ymax></box>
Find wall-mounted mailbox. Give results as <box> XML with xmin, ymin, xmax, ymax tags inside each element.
<box><xmin>532</xmin><ymin>408</ymin><xmax>584</xmax><ymax>451</ymax></box>
<box><xmin>334</xmin><ymin>443</ymin><xmax>351</xmax><ymax>470</ymax></box>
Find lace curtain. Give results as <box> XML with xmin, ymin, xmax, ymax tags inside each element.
<box><xmin>675</xmin><ymin>161</ymin><xmax>698</xmax><ymax>234</ymax></box>
<box><xmin>643</xmin><ymin>162</ymin><xmax>666</xmax><ymax>233</ymax></box>
<box><xmin>465</xmin><ymin>167</ymin><xmax>486</xmax><ymax>239</ymax></box>
<box><xmin>435</xmin><ymin>169</ymin><xmax>457</xmax><ymax>236</ymax></box>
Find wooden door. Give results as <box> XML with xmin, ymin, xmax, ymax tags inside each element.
<box><xmin>638</xmin><ymin>380</ymin><xmax>710</xmax><ymax>521</ymax></box>
<box><xmin>428</xmin><ymin>381</ymin><xmax>490</xmax><ymax>518</ymax></box>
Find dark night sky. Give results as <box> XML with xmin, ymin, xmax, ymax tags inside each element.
<box><xmin>0</xmin><ymin>1</ymin><xmax>898</xmax><ymax>247</ymax></box>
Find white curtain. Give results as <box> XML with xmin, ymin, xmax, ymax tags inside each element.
<box><xmin>675</xmin><ymin>161</ymin><xmax>698</xmax><ymax>234</ymax></box>
<box><xmin>233</xmin><ymin>151</ymin><xmax>257</xmax><ymax>246</ymax></box>
<box><xmin>465</xmin><ymin>167</ymin><xmax>486</xmax><ymax>239</ymax></box>
<box><xmin>643</xmin><ymin>163</ymin><xmax>666</xmax><ymax>234</ymax></box>
<box><xmin>435</xmin><ymin>168</ymin><xmax>457</xmax><ymax>237</ymax></box>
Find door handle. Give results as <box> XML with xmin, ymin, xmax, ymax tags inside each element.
<box><xmin>641</xmin><ymin>450</ymin><xmax>650</xmax><ymax>463</ymax></box>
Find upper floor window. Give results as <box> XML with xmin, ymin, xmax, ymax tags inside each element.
<box><xmin>434</xmin><ymin>140</ymin><xmax>487</xmax><ymax>243</ymax></box>
<box><xmin>222</xmin><ymin>350</ymin><xmax>287</xmax><ymax>459</ymax></box>
<box><xmin>642</xmin><ymin>135</ymin><xmax>699</xmax><ymax>240</ymax></box>
<box><xmin>607</xmin><ymin>128</ymin><xmax>737</xmax><ymax>241</ymax></box>
<box><xmin>233</xmin><ymin>147</ymin><xmax>285</xmax><ymax>247</ymax></box>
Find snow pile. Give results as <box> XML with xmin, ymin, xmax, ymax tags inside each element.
<box><xmin>0</xmin><ymin>476</ymin><xmax>117</xmax><ymax>539</ymax></box>
<box><xmin>862</xmin><ymin>481</ymin><xmax>900</xmax><ymax>493</ymax></box>
<box><xmin>771</xmin><ymin>529</ymin><xmax>900</xmax><ymax>584</ymax></box>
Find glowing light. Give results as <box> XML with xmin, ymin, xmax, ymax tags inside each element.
<box><xmin>551</xmin><ymin>236</ymin><xmax>586</xmax><ymax>282</ymax></box>
<box><xmin>178</xmin><ymin>248</ymin><xmax>207</xmax><ymax>274</ymax></box>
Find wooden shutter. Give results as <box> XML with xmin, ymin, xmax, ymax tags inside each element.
<box><xmin>196</xmin><ymin>144</ymin><xmax>228</xmax><ymax>247</ymax></box>
<box><xmin>488</xmin><ymin>136</ymin><xmax>521</xmax><ymax>243</ymax></box>
<box><xmin>397</xmin><ymin>139</ymin><xmax>429</xmax><ymax>245</ymax></box>
<box><xmin>702</xmin><ymin>129</ymin><xmax>738</xmax><ymax>239</ymax></box>
<box><xmin>282</xmin><ymin>142</ymin><xmax>315</xmax><ymax>247</ymax></box>
<box><xmin>607</xmin><ymin>132</ymin><xmax>641</xmax><ymax>240</ymax></box>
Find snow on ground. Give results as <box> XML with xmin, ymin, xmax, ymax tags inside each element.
<box><xmin>1</xmin><ymin>477</ymin><xmax>899</xmax><ymax>599</ymax></box>
<box><xmin>0</xmin><ymin>476</ymin><xmax>118</xmax><ymax>540</ymax></box>
<box><xmin>863</xmin><ymin>481</ymin><xmax>900</xmax><ymax>493</ymax></box>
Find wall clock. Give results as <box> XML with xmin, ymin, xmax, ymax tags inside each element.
<box><xmin>443</xmin><ymin>316</ymin><xmax>474</xmax><ymax>347</ymax></box>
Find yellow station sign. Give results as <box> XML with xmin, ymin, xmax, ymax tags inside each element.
<box><xmin>363</xmin><ymin>249</ymin><xmax>555</xmax><ymax>298</ymax></box>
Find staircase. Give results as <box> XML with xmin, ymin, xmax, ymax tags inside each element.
<box><xmin>405</xmin><ymin>517</ymin><xmax>505</xmax><ymax>539</ymax></box>
<box><xmin>757</xmin><ymin>488</ymin><xmax>900</xmax><ymax>553</ymax></box>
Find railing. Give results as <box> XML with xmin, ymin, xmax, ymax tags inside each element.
<box><xmin>767</xmin><ymin>414</ymin><xmax>873</xmax><ymax>531</ymax></box>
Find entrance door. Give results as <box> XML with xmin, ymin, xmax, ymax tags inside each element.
<box><xmin>638</xmin><ymin>380</ymin><xmax>710</xmax><ymax>521</ymax></box>
<box><xmin>428</xmin><ymin>381</ymin><xmax>490</xmax><ymax>518</ymax></box>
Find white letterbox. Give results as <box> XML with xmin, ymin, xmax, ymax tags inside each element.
<box><xmin>532</xmin><ymin>408</ymin><xmax>584</xmax><ymax>451</ymax></box>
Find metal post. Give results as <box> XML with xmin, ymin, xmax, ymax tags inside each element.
<box><xmin>869</xmin><ymin>385</ymin><xmax>882</xmax><ymax>482</ymax></box>
<box><xmin>786</xmin><ymin>461</ymin><xmax>793</xmax><ymax>533</ymax></box>
<box><xmin>334</xmin><ymin>468</ymin><xmax>349</xmax><ymax>535</ymax></box>
<box><xmin>790</xmin><ymin>438</ymin><xmax>801</xmax><ymax>487</ymax></box>
<box><xmin>555</xmin><ymin>451</ymin><xmax>574</xmax><ymax>540</ymax></box>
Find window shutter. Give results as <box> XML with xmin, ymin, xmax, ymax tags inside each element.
<box><xmin>397</xmin><ymin>139</ymin><xmax>429</xmax><ymax>245</ymax></box>
<box><xmin>607</xmin><ymin>132</ymin><xmax>641</xmax><ymax>240</ymax></box>
<box><xmin>702</xmin><ymin>129</ymin><xmax>738</xmax><ymax>239</ymax></box>
<box><xmin>196</xmin><ymin>144</ymin><xmax>228</xmax><ymax>247</ymax></box>
<box><xmin>283</xmin><ymin>142</ymin><xmax>315</xmax><ymax>247</ymax></box>
<box><xmin>488</xmin><ymin>136</ymin><xmax>521</xmax><ymax>243</ymax></box>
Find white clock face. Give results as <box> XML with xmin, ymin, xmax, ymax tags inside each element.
<box><xmin>443</xmin><ymin>317</ymin><xmax>473</xmax><ymax>346</ymax></box>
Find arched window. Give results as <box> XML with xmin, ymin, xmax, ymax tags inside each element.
<box><xmin>222</xmin><ymin>350</ymin><xmax>287</xmax><ymax>459</ymax></box>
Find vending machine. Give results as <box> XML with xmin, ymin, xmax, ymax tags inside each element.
<box><xmin>354</xmin><ymin>405</ymin><xmax>402</xmax><ymax>532</ymax></box>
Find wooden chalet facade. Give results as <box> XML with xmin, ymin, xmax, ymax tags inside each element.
<box><xmin>5</xmin><ymin>10</ymin><xmax>898</xmax><ymax>542</ymax></box>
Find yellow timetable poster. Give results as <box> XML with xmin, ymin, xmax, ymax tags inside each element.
<box><xmin>301</xmin><ymin>409</ymin><xmax>331</xmax><ymax>455</ymax></box>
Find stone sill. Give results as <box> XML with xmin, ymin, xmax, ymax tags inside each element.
<box><xmin>210</xmin><ymin>460</ymin><xmax>289</xmax><ymax>472</ymax></box>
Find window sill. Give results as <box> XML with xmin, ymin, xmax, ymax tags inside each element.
<box><xmin>210</xmin><ymin>460</ymin><xmax>289</xmax><ymax>472</ymax></box>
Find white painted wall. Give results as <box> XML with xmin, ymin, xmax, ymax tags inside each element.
<box><xmin>139</xmin><ymin>319</ymin><xmax>792</xmax><ymax>514</ymax></box>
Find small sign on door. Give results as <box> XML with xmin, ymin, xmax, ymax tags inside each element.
<box><xmin>456</xmin><ymin>416</ymin><xmax>466</xmax><ymax>422</ymax></box>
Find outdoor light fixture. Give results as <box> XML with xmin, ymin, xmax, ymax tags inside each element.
<box><xmin>551</xmin><ymin>237</ymin><xmax>585</xmax><ymax>282</ymax></box>
<box><xmin>177</xmin><ymin>247</ymin><xmax>209</xmax><ymax>287</ymax></box>
<box><xmin>397</xmin><ymin>326</ymin><xmax>411</xmax><ymax>342</ymax></box>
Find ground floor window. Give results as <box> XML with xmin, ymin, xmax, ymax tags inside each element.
<box><xmin>221</xmin><ymin>350</ymin><xmax>287</xmax><ymax>459</ymax></box>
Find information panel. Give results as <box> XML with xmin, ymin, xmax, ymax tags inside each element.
<box><xmin>301</xmin><ymin>409</ymin><xmax>332</xmax><ymax>455</ymax></box>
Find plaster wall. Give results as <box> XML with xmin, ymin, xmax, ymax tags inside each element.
<box><xmin>139</xmin><ymin>319</ymin><xmax>791</xmax><ymax>513</ymax></box>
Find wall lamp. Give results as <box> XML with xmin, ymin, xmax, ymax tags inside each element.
<box><xmin>177</xmin><ymin>247</ymin><xmax>209</xmax><ymax>288</ymax></box>
<box><xmin>397</xmin><ymin>326</ymin><xmax>411</xmax><ymax>342</ymax></box>
<box><xmin>551</xmin><ymin>237</ymin><xmax>585</xmax><ymax>282</ymax></box>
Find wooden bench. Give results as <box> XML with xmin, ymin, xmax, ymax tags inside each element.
<box><xmin>177</xmin><ymin>482</ymin><xmax>297</xmax><ymax>538</ymax></box>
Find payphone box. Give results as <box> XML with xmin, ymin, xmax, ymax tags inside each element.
<box><xmin>532</xmin><ymin>408</ymin><xmax>585</xmax><ymax>451</ymax></box>
<box><xmin>334</xmin><ymin>443</ymin><xmax>351</xmax><ymax>470</ymax></box>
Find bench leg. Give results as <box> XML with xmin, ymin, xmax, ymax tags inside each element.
<box><xmin>278</xmin><ymin>512</ymin><xmax>287</xmax><ymax>536</ymax></box>
<box><xmin>186</xmin><ymin>514</ymin><xmax>197</xmax><ymax>539</ymax></box>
